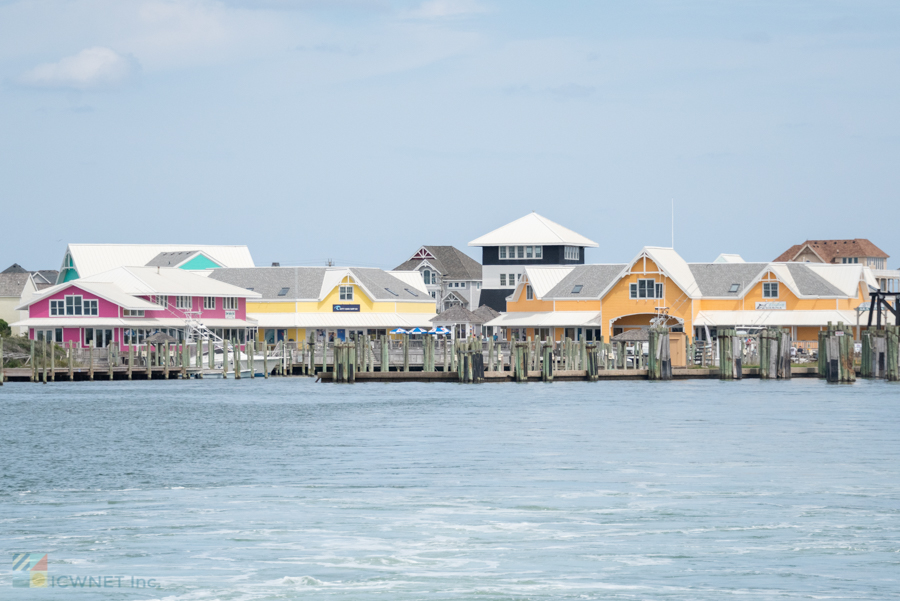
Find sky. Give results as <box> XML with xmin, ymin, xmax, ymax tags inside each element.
<box><xmin>1</xmin><ymin>0</ymin><xmax>899</xmax><ymax>271</ymax></box>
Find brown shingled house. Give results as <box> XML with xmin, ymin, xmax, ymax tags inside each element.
<box><xmin>774</xmin><ymin>239</ymin><xmax>888</xmax><ymax>269</ymax></box>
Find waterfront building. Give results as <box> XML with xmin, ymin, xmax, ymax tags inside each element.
<box><xmin>392</xmin><ymin>246</ymin><xmax>483</xmax><ymax>313</ymax></box>
<box><xmin>486</xmin><ymin>246</ymin><xmax>880</xmax><ymax>346</ymax></box>
<box><xmin>429</xmin><ymin>305</ymin><xmax>486</xmax><ymax>339</ymax></box>
<box><xmin>774</xmin><ymin>239</ymin><xmax>899</xmax><ymax>292</ymax></box>
<box><xmin>468</xmin><ymin>212</ymin><xmax>598</xmax><ymax>312</ymax></box>
<box><xmin>13</xmin><ymin>266</ymin><xmax>259</xmax><ymax>346</ymax></box>
<box><xmin>56</xmin><ymin>244</ymin><xmax>255</xmax><ymax>283</ymax></box>
<box><xmin>208</xmin><ymin>266</ymin><xmax>436</xmax><ymax>343</ymax></box>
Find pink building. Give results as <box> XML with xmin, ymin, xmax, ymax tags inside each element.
<box><xmin>14</xmin><ymin>266</ymin><xmax>260</xmax><ymax>348</ymax></box>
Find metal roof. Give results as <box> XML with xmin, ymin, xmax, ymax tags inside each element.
<box><xmin>63</xmin><ymin>244</ymin><xmax>254</xmax><ymax>280</ymax></box>
<box><xmin>694</xmin><ymin>310</ymin><xmax>859</xmax><ymax>327</ymax></box>
<box><xmin>249</xmin><ymin>312</ymin><xmax>434</xmax><ymax>328</ymax></box>
<box><xmin>145</xmin><ymin>250</ymin><xmax>203</xmax><ymax>267</ymax></box>
<box><xmin>484</xmin><ymin>311</ymin><xmax>603</xmax><ymax>328</ymax></box>
<box><xmin>468</xmin><ymin>212</ymin><xmax>598</xmax><ymax>247</ymax></box>
<box><xmin>523</xmin><ymin>266</ymin><xmax>574</xmax><ymax>298</ymax></box>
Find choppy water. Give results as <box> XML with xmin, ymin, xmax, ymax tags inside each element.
<box><xmin>1</xmin><ymin>378</ymin><xmax>898</xmax><ymax>600</ymax></box>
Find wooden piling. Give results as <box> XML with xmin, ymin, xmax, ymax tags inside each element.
<box><xmin>68</xmin><ymin>342</ymin><xmax>73</xmax><ymax>381</ymax></box>
<box><xmin>717</xmin><ymin>328</ymin><xmax>741</xmax><ymax>380</ymax></box>
<box><xmin>234</xmin><ymin>338</ymin><xmax>242</xmax><ymax>379</ymax></box>
<box><xmin>222</xmin><ymin>341</ymin><xmax>229</xmax><ymax>379</ymax></box>
<box><xmin>402</xmin><ymin>334</ymin><xmax>409</xmax><ymax>372</ymax></box>
<box><xmin>89</xmin><ymin>341</ymin><xmax>95</xmax><ymax>381</ymax></box>
<box><xmin>0</xmin><ymin>337</ymin><xmax>3</xmax><ymax>385</ymax></box>
<box><xmin>648</xmin><ymin>326</ymin><xmax>671</xmax><ymax>380</ymax></box>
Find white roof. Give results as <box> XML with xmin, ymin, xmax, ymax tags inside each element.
<box><xmin>804</xmin><ymin>264</ymin><xmax>875</xmax><ymax>297</ymax></box>
<box><xmin>17</xmin><ymin>267</ymin><xmax>260</xmax><ymax>310</ymax></box>
<box><xmin>694</xmin><ymin>310</ymin><xmax>860</xmax><ymax>328</ymax></box>
<box><xmin>249</xmin><ymin>312</ymin><xmax>436</xmax><ymax>329</ymax></box>
<box><xmin>64</xmin><ymin>244</ymin><xmax>255</xmax><ymax>279</ymax></box>
<box><xmin>388</xmin><ymin>271</ymin><xmax>430</xmax><ymax>295</ymax></box>
<box><xmin>484</xmin><ymin>311</ymin><xmax>603</xmax><ymax>328</ymax></box>
<box><xmin>714</xmin><ymin>253</ymin><xmax>745</xmax><ymax>263</ymax></box>
<box><xmin>523</xmin><ymin>267</ymin><xmax>575</xmax><ymax>298</ymax></box>
<box><xmin>640</xmin><ymin>247</ymin><xmax>702</xmax><ymax>298</ymax></box>
<box><xmin>468</xmin><ymin>212</ymin><xmax>598</xmax><ymax>247</ymax></box>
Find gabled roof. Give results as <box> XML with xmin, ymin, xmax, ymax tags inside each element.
<box><xmin>393</xmin><ymin>245</ymin><xmax>482</xmax><ymax>280</ymax></box>
<box><xmin>209</xmin><ymin>267</ymin><xmax>431</xmax><ymax>302</ymax></box>
<box><xmin>144</xmin><ymin>250</ymin><xmax>220</xmax><ymax>268</ymax></box>
<box><xmin>62</xmin><ymin>244</ymin><xmax>254</xmax><ymax>281</ymax></box>
<box><xmin>472</xmin><ymin>304</ymin><xmax>501</xmax><ymax>322</ymax></box>
<box><xmin>431</xmin><ymin>305</ymin><xmax>483</xmax><ymax>324</ymax></box>
<box><xmin>774</xmin><ymin>239</ymin><xmax>888</xmax><ymax>263</ymax></box>
<box><xmin>632</xmin><ymin>247</ymin><xmax>701</xmax><ymax>299</ymax></box>
<box><xmin>1</xmin><ymin>263</ymin><xmax>28</xmax><ymax>274</ymax></box>
<box><xmin>523</xmin><ymin>266</ymin><xmax>574</xmax><ymax>298</ymax></box>
<box><xmin>544</xmin><ymin>264</ymin><xmax>626</xmax><ymax>299</ymax></box>
<box><xmin>0</xmin><ymin>272</ymin><xmax>32</xmax><ymax>297</ymax></box>
<box><xmin>468</xmin><ymin>212</ymin><xmax>598</xmax><ymax>248</ymax></box>
<box><xmin>713</xmin><ymin>253</ymin><xmax>745</xmax><ymax>263</ymax></box>
<box><xmin>387</xmin><ymin>271</ymin><xmax>430</xmax><ymax>295</ymax></box>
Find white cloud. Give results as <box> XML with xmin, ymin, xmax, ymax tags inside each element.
<box><xmin>405</xmin><ymin>0</ymin><xmax>488</xmax><ymax>19</ymax></box>
<box><xmin>21</xmin><ymin>47</ymin><xmax>138</xmax><ymax>89</ymax></box>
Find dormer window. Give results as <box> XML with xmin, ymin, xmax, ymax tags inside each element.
<box><xmin>762</xmin><ymin>282</ymin><xmax>779</xmax><ymax>298</ymax></box>
<box><xmin>526</xmin><ymin>285</ymin><xmax>534</xmax><ymax>300</ymax></box>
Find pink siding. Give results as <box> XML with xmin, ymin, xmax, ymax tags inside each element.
<box><xmin>138</xmin><ymin>296</ymin><xmax>247</xmax><ymax>320</ymax></box>
<box><xmin>30</xmin><ymin>285</ymin><xmax>120</xmax><ymax>318</ymax></box>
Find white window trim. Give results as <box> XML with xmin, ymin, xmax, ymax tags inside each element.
<box><xmin>564</xmin><ymin>246</ymin><xmax>580</xmax><ymax>261</ymax></box>
<box><xmin>65</xmin><ymin>294</ymin><xmax>83</xmax><ymax>316</ymax></box>
<box><xmin>176</xmin><ymin>296</ymin><xmax>191</xmax><ymax>310</ymax></box>
<box><xmin>339</xmin><ymin>285</ymin><xmax>354</xmax><ymax>301</ymax></box>
<box><xmin>526</xmin><ymin>285</ymin><xmax>534</xmax><ymax>300</ymax></box>
<box><xmin>204</xmin><ymin>297</ymin><xmax>216</xmax><ymax>310</ymax></box>
<box><xmin>762</xmin><ymin>282</ymin><xmax>779</xmax><ymax>299</ymax></box>
<box><xmin>223</xmin><ymin>297</ymin><xmax>238</xmax><ymax>310</ymax></box>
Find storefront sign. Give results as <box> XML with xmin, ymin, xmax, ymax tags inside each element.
<box><xmin>755</xmin><ymin>302</ymin><xmax>786</xmax><ymax>310</ymax></box>
<box><xmin>333</xmin><ymin>304</ymin><xmax>360</xmax><ymax>312</ymax></box>
<box><xmin>225</xmin><ymin>310</ymin><xmax>235</xmax><ymax>319</ymax></box>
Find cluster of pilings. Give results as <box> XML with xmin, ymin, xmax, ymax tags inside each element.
<box><xmin>647</xmin><ymin>326</ymin><xmax>671</xmax><ymax>380</ymax></box>
<box><xmin>717</xmin><ymin>328</ymin><xmax>742</xmax><ymax>380</ymax></box>
<box><xmin>860</xmin><ymin>326</ymin><xmax>900</xmax><ymax>381</ymax></box>
<box><xmin>758</xmin><ymin>327</ymin><xmax>791</xmax><ymax>380</ymax></box>
<box><xmin>457</xmin><ymin>338</ymin><xmax>485</xmax><ymax>383</ymax></box>
<box><xmin>818</xmin><ymin>322</ymin><xmax>855</xmax><ymax>383</ymax></box>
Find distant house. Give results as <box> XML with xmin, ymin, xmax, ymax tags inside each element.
<box><xmin>774</xmin><ymin>239</ymin><xmax>888</xmax><ymax>269</ymax></box>
<box><xmin>468</xmin><ymin>212</ymin><xmax>598</xmax><ymax>312</ymax></box>
<box><xmin>0</xmin><ymin>264</ymin><xmax>60</xmax><ymax>335</ymax></box>
<box><xmin>56</xmin><ymin>244</ymin><xmax>255</xmax><ymax>283</ymax></box>
<box><xmin>392</xmin><ymin>246</ymin><xmax>483</xmax><ymax>313</ymax></box>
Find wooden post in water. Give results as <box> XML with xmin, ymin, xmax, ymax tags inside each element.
<box><xmin>348</xmin><ymin>341</ymin><xmax>356</xmax><ymax>383</ymax></box>
<box><xmin>222</xmin><ymin>341</ymin><xmax>229</xmax><ymax>379</ymax></box>
<box><xmin>41</xmin><ymin>339</ymin><xmax>47</xmax><ymax>384</ymax></box>
<box><xmin>248</xmin><ymin>340</ymin><xmax>255</xmax><ymax>379</ymax></box>
<box><xmin>402</xmin><ymin>334</ymin><xmax>409</xmax><ymax>372</ymax></box>
<box><xmin>68</xmin><ymin>342</ymin><xmax>73</xmax><ymax>381</ymax></box>
<box><xmin>234</xmin><ymin>338</ymin><xmax>242</xmax><ymax>379</ymax></box>
<box><xmin>541</xmin><ymin>337</ymin><xmax>553</xmax><ymax>382</ymax></box>
<box><xmin>88</xmin><ymin>340</ymin><xmax>95</xmax><ymax>381</ymax></box>
<box><xmin>50</xmin><ymin>339</ymin><xmax>56</xmax><ymax>382</ymax></box>
<box><xmin>0</xmin><ymin>337</ymin><xmax>4</xmax><ymax>385</ymax></box>
<box><xmin>648</xmin><ymin>326</ymin><xmax>671</xmax><ymax>380</ymax></box>
<box><xmin>379</xmin><ymin>335</ymin><xmax>388</xmax><ymax>372</ymax></box>
<box><xmin>29</xmin><ymin>339</ymin><xmax>35</xmax><ymax>382</ymax></box>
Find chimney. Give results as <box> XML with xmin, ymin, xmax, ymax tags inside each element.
<box><xmin>271</xmin><ymin>262</ymin><xmax>280</xmax><ymax>267</ymax></box>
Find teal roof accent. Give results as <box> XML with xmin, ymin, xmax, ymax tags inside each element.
<box><xmin>179</xmin><ymin>254</ymin><xmax>222</xmax><ymax>270</ymax></box>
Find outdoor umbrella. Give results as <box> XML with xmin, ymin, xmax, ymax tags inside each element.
<box><xmin>432</xmin><ymin>326</ymin><xmax>451</xmax><ymax>335</ymax></box>
<box><xmin>390</xmin><ymin>328</ymin><xmax>409</xmax><ymax>334</ymax></box>
<box><xmin>407</xmin><ymin>327</ymin><xmax>426</xmax><ymax>334</ymax></box>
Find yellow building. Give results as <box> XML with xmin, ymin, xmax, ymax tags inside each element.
<box><xmin>487</xmin><ymin>247</ymin><xmax>878</xmax><ymax>344</ymax></box>
<box><xmin>209</xmin><ymin>266</ymin><xmax>436</xmax><ymax>343</ymax></box>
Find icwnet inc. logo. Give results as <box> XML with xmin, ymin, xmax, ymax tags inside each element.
<box><xmin>12</xmin><ymin>553</ymin><xmax>48</xmax><ymax>588</ymax></box>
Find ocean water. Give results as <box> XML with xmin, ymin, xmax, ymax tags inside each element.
<box><xmin>1</xmin><ymin>378</ymin><xmax>898</xmax><ymax>600</ymax></box>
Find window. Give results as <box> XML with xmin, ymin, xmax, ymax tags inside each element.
<box><xmin>526</xmin><ymin>285</ymin><xmax>534</xmax><ymax>300</ymax></box>
<box><xmin>762</xmin><ymin>282</ymin><xmax>779</xmax><ymax>298</ymax></box>
<box><xmin>223</xmin><ymin>297</ymin><xmax>238</xmax><ymax>310</ymax></box>
<box><xmin>65</xmin><ymin>295</ymin><xmax>82</xmax><ymax>315</ymax></box>
<box><xmin>339</xmin><ymin>286</ymin><xmax>353</xmax><ymax>300</ymax></box>
<box><xmin>571</xmin><ymin>285</ymin><xmax>583</xmax><ymax>294</ymax></box>
<box><xmin>422</xmin><ymin>269</ymin><xmax>436</xmax><ymax>285</ymax></box>
<box><xmin>564</xmin><ymin>246</ymin><xmax>580</xmax><ymax>261</ymax></box>
<box><xmin>204</xmin><ymin>297</ymin><xmax>215</xmax><ymax>310</ymax></box>
<box><xmin>475</xmin><ymin>282</ymin><xmax>481</xmax><ymax>289</ymax></box>
<box><xmin>50</xmin><ymin>299</ymin><xmax>64</xmax><ymax>316</ymax></box>
<box><xmin>404</xmin><ymin>288</ymin><xmax>418</xmax><ymax>297</ymax></box>
<box><xmin>84</xmin><ymin>300</ymin><xmax>98</xmax><ymax>316</ymax></box>
<box><xmin>842</xmin><ymin>257</ymin><xmax>859</xmax><ymax>264</ymax></box>
<box><xmin>526</xmin><ymin>246</ymin><xmax>533</xmax><ymax>259</ymax></box>
<box><xmin>384</xmin><ymin>288</ymin><xmax>399</xmax><ymax>296</ymax></box>
<box><xmin>176</xmin><ymin>296</ymin><xmax>191</xmax><ymax>309</ymax></box>
<box><xmin>728</xmin><ymin>283</ymin><xmax>740</xmax><ymax>293</ymax></box>
<box><xmin>534</xmin><ymin>246</ymin><xmax>542</xmax><ymax>259</ymax></box>
<box><xmin>630</xmin><ymin>279</ymin><xmax>661</xmax><ymax>299</ymax></box>
<box><xmin>499</xmin><ymin>247</ymin><xmax>507</xmax><ymax>259</ymax></box>
<box><xmin>123</xmin><ymin>309</ymin><xmax>145</xmax><ymax>317</ymax></box>
<box><xmin>154</xmin><ymin>295</ymin><xmax>168</xmax><ymax>307</ymax></box>
<box><xmin>430</xmin><ymin>291</ymin><xmax>436</xmax><ymax>298</ymax></box>
<box><xmin>500</xmin><ymin>274</ymin><xmax>506</xmax><ymax>286</ymax></box>
<box><xmin>517</xmin><ymin>246</ymin><xmax>524</xmax><ymax>259</ymax></box>
<box><xmin>460</xmin><ymin>282</ymin><xmax>466</xmax><ymax>288</ymax></box>
<box><xmin>277</xmin><ymin>287</ymin><xmax>290</xmax><ymax>297</ymax></box>
<box><xmin>517</xmin><ymin>273</ymin><xmax>522</xmax><ymax>282</ymax></box>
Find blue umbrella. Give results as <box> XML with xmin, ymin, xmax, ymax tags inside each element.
<box><xmin>390</xmin><ymin>328</ymin><xmax>409</xmax><ymax>334</ymax></box>
<box><xmin>430</xmin><ymin>326</ymin><xmax>450</xmax><ymax>335</ymax></box>
<box><xmin>408</xmin><ymin>327</ymin><xmax>427</xmax><ymax>334</ymax></box>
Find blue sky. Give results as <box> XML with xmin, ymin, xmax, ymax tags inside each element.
<box><xmin>2</xmin><ymin>0</ymin><xmax>898</xmax><ymax>270</ymax></box>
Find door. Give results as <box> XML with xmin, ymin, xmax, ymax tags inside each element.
<box><xmin>337</xmin><ymin>329</ymin><xmax>346</xmax><ymax>341</ymax></box>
